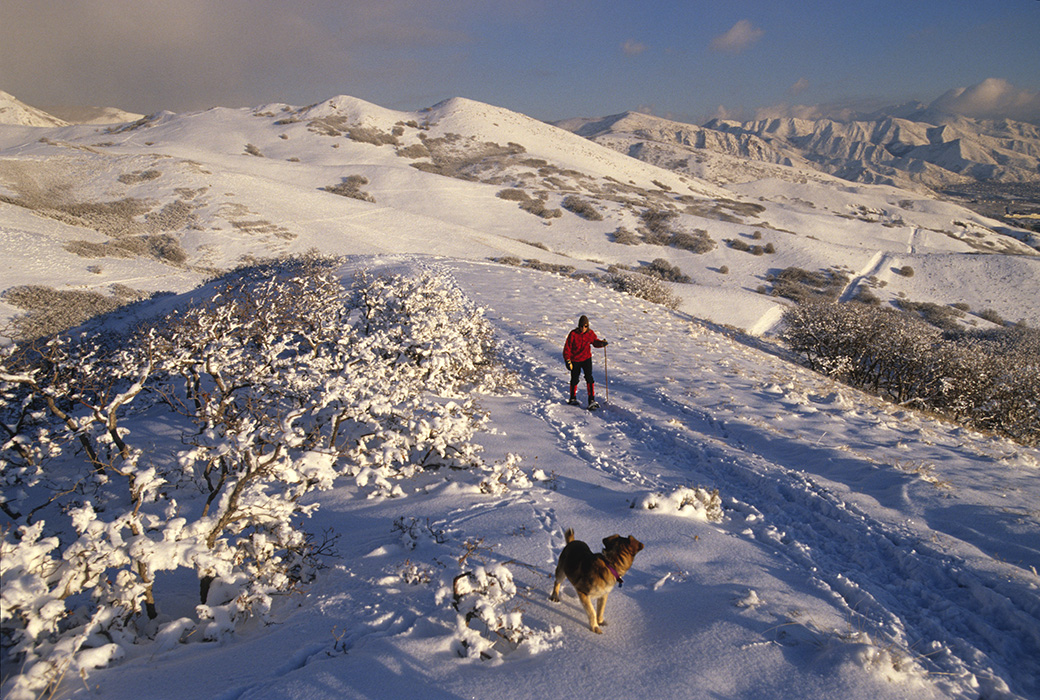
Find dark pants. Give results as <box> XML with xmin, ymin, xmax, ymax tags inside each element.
<box><xmin>569</xmin><ymin>358</ymin><xmax>595</xmax><ymax>397</ymax></box>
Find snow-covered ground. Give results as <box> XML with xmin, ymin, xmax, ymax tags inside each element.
<box><xmin>2</xmin><ymin>94</ymin><xmax>1039</xmax><ymax>699</ymax></box>
<box><xmin>36</xmin><ymin>256</ymin><xmax>1035</xmax><ymax>700</ymax></box>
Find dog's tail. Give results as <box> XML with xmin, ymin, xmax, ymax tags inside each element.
<box><xmin>563</xmin><ymin>528</ymin><xmax>574</xmax><ymax>543</ymax></box>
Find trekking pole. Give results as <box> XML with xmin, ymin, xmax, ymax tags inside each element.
<box><xmin>603</xmin><ymin>345</ymin><xmax>609</xmax><ymax>404</ymax></box>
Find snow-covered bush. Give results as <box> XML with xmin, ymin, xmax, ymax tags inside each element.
<box><xmin>768</xmin><ymin>267</ymin><xmax>849</xmax><ymax>303</ymax></box>
<box><xmin>444</xmin><ymin>564</ymin><xmax>556</xmax><ymax>661</ymax></box>
<box><xmin>477</xmin><ymin>453</ymin><xmax>531</xmax><ymax>495</ymax></box>
<box><xmin>782</xmin><ymin>301</ymin><xmax>1040</xmax><ymax>445</ymax></box>
<box><xmin>636</xmin><ymin>486</ymin><xmax>723</xmax><ymax>522</ymax></box>
<box><xmin>561</xmin><ymin>195</ymin><xmax>603</xmax><ymax>221</ymax></box>
<box><xmin>0</xmin><ymin>257</ymin><xmax>502</xmax><ymax>698</ymax></box>
<box><xmin>323</xmin><ymin>175</ymin><xmax>375</xmax><ymax>202</ymax></box>
<box><xmin>2</xmin><ymin>285</ymin><xmax>137</xmax><ymax>339</ymax></box>
<box><xmin>603</xmin><ymin>266</ymin><xmax>682</xmax><ymax>310</ymax></box>
<box><xmin>640</xmin><ymin>258</ymin><xmax>691</xmax><ymax>284</ymax></box>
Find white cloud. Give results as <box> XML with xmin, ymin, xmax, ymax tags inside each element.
<box><xmin>929</xmin><ymin>78</ymin><xmax>1040</xmax><ymax>123</ymax></box>
<box><xmin>622</xmin><ymin>40</ymin><xmax>647</xmax><ymax>57</ymax></box>
<box><xmin>789</xmin><ymin>78</ymin><xmax>810</xmax><ymax>96</ymax></box>
<box><xmin>743</xmin><ymin>79</ymin><xmax>1040</xmax><ymax>125</ymax></box>
<box><xmin>752</xmin><ymin>97</ymin><xmax>893</xmax><ymax>123</ymax></box>
<box><xmin>709</xmin><ymin>20</ymin><xmax>764</xmax><ymax>54</ymax></box>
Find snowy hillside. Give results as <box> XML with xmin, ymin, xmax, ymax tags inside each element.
<box><xmin>2</xmin><ymin>255</ymin><xmax>1038</xmax><ymax>700</ymax></box>
<box><xmin>1</xmin><ymin>93</ymin><xmax>1038</xmax><ymax>342</ymax></box>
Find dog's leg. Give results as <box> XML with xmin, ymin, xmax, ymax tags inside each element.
<box><xmin>595</xmin><ymin>593</ymin><xmax>609</xmax><ymax>626</ymax></box>
<box><xmin>577</xmin><ymin>592</ymin><xmax>602</xmax><ymax>633</ymax></box>
<box><xmin>549</xmin><ymin>564</ymin><xmax>565</xmax><ymax>602</ymax></box>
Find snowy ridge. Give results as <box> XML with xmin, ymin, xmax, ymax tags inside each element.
<box><xmin>37</xmin><ymin>105</ymin><xmax>143</xmax><ymax>126</ymax></box>
<box><xmin>424</xmin><ymin>97</ymin><xmax>729</xmax><ymax>199</ymax></box>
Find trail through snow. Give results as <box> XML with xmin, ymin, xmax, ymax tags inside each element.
<box><xmin>444</xmin><ymin>259</ymin><xmax>1040</xmax><ymax>699</ymax></box>
<box><xmin>58</xmin><ymin>258</ymin><xmax>1040</xmax><ymax>700</ymax></box>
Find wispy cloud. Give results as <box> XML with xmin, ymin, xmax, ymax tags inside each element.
<box><xmin>621</xmin><ymin>39</ymin><xmax>647</xmax><ymax>57</ymax></box>
<box><xmin>789</xmin><ymin>78</ymin><xmax>810</xmax><ymax>96</ymax></box>
<box><xmin>709</xmin><ymin>20</ymin><xmax>764</xmax><ymax>54</ymax></box>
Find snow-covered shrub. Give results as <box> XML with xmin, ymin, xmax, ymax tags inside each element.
<box><xmin>978</xmin><ymin>308</ymin><xmax>1005</xmax><ymax>325</ymax></box>
<box><xmin>638</xmin><ymin>209</ymin><xmax>715</xmax><ymax>253</ymax></box>
<box><xmin>612</xmin><ymin>226</ymin><xmax>640</xmax><ymax>245</ymax></box>
<box><xmin>637</xmin><ymin>486</ymin><xmax>723</xmax><ymax>522</ymax></box>
<box><xmin>2</xmin><ymin>285</ymin><xmax>131</xmax><ymax>339</ymax></box>
<box><xmin>602</xmin><ymin>267</ymin><xmax>682</xmax><ymax>310</ymax></box>
<box><xmin>323</xmin><ymin>175</ymin><xmax>375</xmax><ymax>202</ymax></box>
<box><xmin>669</xmin><ymin>229</ymin><xmax>716</xmax><ymax>254</ymax></box>
<box><xmin>477</xmin><ymin>453</ymin><xmax>531</xmax><ymax>495</ymax></box>
<box><xmin>561</xmin><ymin>195</ymin><xmax>603</xmax><ymax>221</ymax></box>
<box><xmin>639</xmin><ymin>208</ymin><xmax>678</xmax><ymax>241</ymax></box>
<box><xmin>117</xmin><ymin>169</ymin><xmax>162</xmax><ymax>185</ymax></box>
<box><xmin>393</xmin><ymin>517</ymin><xmax>448</xmax><ymax>550</ymax></box>
<box><xmin>782</xmin><ymin>301</ymin><xmax>1040</xmax><ymax>445</ymax></box>
<box><xmin>0</xmin><ymin>257</ymin><xmax>503</xmax><ymax>697</ymax></box>
<box><xmin>895</xmin><ymin>299</ymin><xmax>964</xmax><ymax>331</ymax></box>
<box><xmin>346</xmin><ymin>125</ymin><xmax>399</xmax><ymax>146</ymax></box>
<box><xmin>495</xmin><ymin>188</ymin><xmax>561</xmax><ymax>219</ymax></box>
<box><xmin>444</xmin><ymin>564</ymin><xmax>556</xmax><ymax>661</ymax></box>
<box><xmin>768</xmin><ymin>267</ymin><xmax>849</xmax><ymax>303</ymax></box>
<box><xmin>641</xmin><ymin>258</ymin><xmax>691</xmax><ymax>284</ymax></box>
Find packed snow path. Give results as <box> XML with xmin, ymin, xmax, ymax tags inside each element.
<box><xmin>444</xmin><ymin>259</ymin><xmax>1040</xmax><ymax>700</ymax></box>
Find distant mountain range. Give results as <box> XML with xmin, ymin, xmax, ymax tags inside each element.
<box><xmin>557</xmin><ymin>107</ymin><xmax>1040</xmax><ymax>193</ymax></box>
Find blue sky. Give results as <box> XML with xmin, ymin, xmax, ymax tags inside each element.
<box><xmin>2</xmin><ymin>0</ymin><xmax>1039</xmax><ymax>123</ymax></box>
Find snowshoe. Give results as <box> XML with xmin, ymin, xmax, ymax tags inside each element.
<box><xmin>567</xmin><ymin>397</ymin><xmax>579</xmax><ymax>406</ymax></box>
<box><xmin>587</xmin><ymin>400</ymin><xmax>600</xmax><ymax>411</ymax></box>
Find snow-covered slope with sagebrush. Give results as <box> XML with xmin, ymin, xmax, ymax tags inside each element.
<box><xmin>2</xmin><ymin>93</ymin><xmax>1037</xmax><ymax>341</ymax></box>
<box><xmin>1</xmin><ymin>93</ymin><xmax>1039</xmax><ymax>700</ymax></box>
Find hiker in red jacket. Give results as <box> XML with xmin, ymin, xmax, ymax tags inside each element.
<box><xmin>562</xmin><ymin>315</ymin><xmax>608</xmax><ymax>409</ymax></box>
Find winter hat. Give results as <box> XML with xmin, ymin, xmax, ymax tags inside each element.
<box><xmin>578</xmin><ymin>315</ymin><xmax>589</xmax><ymax>329</ymax></box>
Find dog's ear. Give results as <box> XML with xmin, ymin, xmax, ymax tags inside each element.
<box><xmin>602</xmin><ymin>534</ymin><xmax>621</xmax><ymax>549</ymax></box>
<box><xmin>628</xmin><ymin>536</ymin><xmax>644</xmax><ymax>552</ymax></box>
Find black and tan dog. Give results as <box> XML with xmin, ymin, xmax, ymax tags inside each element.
<box><xmin>549</xmin><ymin>528</ymin><xmax>644</xmax><ymax>634</ymax></box>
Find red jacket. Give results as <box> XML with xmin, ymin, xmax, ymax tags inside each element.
<box><xmin>563</xmin><ymin>328</ymin><xmax>606</xmax><ymax>363</ymax></box>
